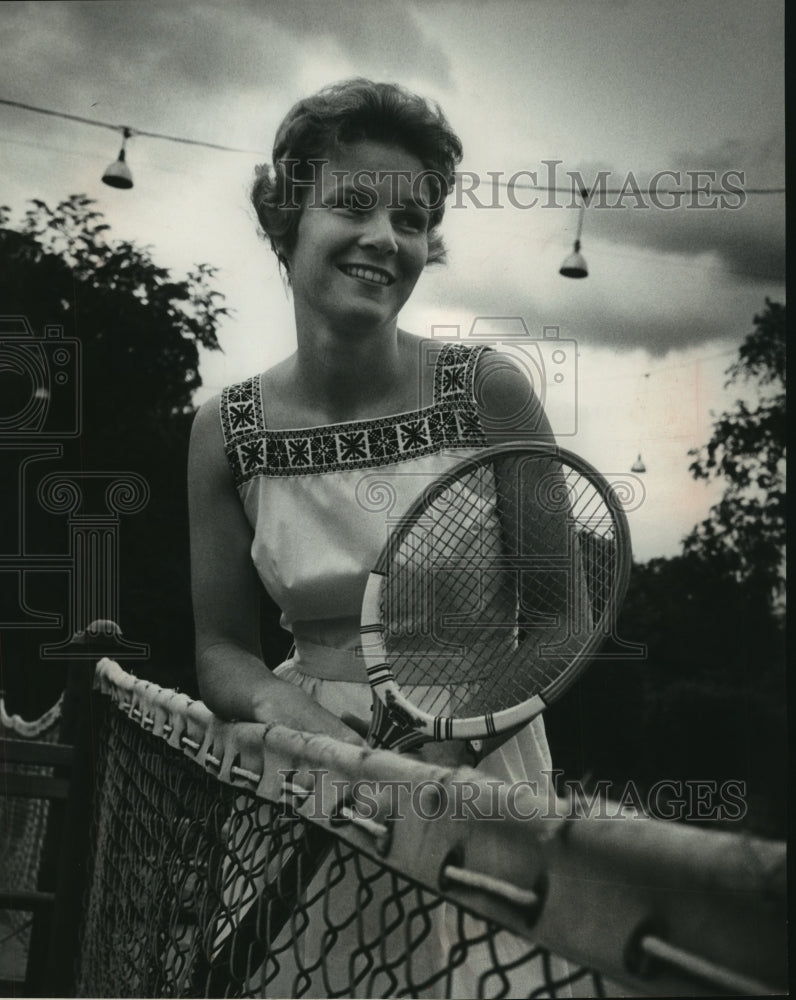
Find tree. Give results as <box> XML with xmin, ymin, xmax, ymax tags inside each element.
<box><xmin>684</xmin><ymin>300</ymin><xmax>785</xmax><ymax>607</ymax></box>
<box><xmin>1</xmin><ymin>195</ymin><xmax>225</xmax><ymax>420</ymax></box>
<box><xmin>0</xmin><ymin>195</ymin><xmax>233</xmax><ymax>707</ymax></box>
<box><xmin>547</xmin><ymin>302</ymin><xmax>787</xmax><ymax>838</ymax></box>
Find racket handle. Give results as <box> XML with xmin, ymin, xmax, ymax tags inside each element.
<box><xmin>368</xmin><ymin>695</ymin><xmax>428</xmax><ymax>753</ymax></box>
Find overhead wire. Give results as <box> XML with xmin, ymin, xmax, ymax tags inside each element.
<box><xmin>0</xmin><ymin>98</ymin><xmax>268</xmax><ymax>155</ymax></box>
<box><xmin>491</xmin><ymin>180</ymin><xmax>785</xmax><ymax>196</ymax></box>
<box><xmin>0</xmin><ymin>97</ymin><xmax>787</xmax><ymax>194</ymax></box>
<box><xmin>1</xmin><ymin>98</ymin><xmax>779</xmax><ymax>441</ymax></box>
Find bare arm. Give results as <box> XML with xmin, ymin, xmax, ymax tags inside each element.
<box><xmin>470</xmin><ymin>351</ymin><xmax>560</xmax><ymax>763</ymax></box>
<box><xmin>474</xmin><ymin>348</ymin><xmax>556</xmax><ymax>445</ymax></box>
<box><xmin>188</xmin><ymin>397</ymin><xmax>362</xmax><ymax>743</ymax></box>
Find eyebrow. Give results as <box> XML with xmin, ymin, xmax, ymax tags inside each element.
<box><xmin>329</xmin><ymin>175</ymin><xmax>434</xmax><ymax>214</ymax></box>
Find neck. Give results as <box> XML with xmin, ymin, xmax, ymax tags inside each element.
<box><xmin>291</xmin><ymin>309</ymin><xmax>407</xmax><ymax>418</ymax></box>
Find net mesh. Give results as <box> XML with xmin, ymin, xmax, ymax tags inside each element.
<box><xmin>376</xmin><ymin>451</ymin><xmax>627</xmax><ymax>718</ymax></box>
<box><xmin>76</xmin><ymin>700</ymin><xmax>601</xmax><ymax>999</ymax></box>
<box><xmin>74</xmin><ymin>660</ymin><xmax>786</xmax><ymax>999</ymax></box>
<box><xmin>0</xmin><ymin>693</ymin><xmax>64</xmax><ymax>974</ymax></box>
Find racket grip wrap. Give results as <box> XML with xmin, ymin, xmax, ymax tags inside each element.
<box><xmin>368</xmin><ymin>695</ymin><xmax>428</xmax><ymax>753</ymax></box>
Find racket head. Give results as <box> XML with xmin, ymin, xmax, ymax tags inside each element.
<box><xmin>359</xmin><ymin>442</ymin><xmax>632</xmax><ymax>751</ymax></box>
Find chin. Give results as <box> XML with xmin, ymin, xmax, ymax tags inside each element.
<box><xmin>342</xmin><ymin>310</ymin><xmax>397</xmax><ymax>334</ymax></box>
<box><xmin>336</xmin><ymin>299</ymin><xmax>402</xmax><ymax>332</ymax></box>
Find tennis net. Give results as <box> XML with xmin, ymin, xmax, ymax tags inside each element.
<box><xmin>0</xmin><ymin>692</ymin><xmax>64</xmax><ymax>976</ymax></box>
<box><xmin>72</xmin><ymin>660</ymin><xmax>786</xmax><ymax>998</ymax></box>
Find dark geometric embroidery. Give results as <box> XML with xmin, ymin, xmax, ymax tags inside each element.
<box><xmin>440</xmin><ymin>409</ymin><xmax>460</xmax><ymax>442</ymax></box>
<box><xmin>229</xmin><ymin>401</ymin><xmax>256</xmax><ymax>431</ymax></box>
<box><xmin>337</xmin><ymin>431</ymin><xmax>368</xmax><ymax>462</ymax></box>
<box><xmin>269</xmin><ymin>438</ymin><xmax>290</xmax><ymax>470</ymax></box>
<box><xmin>433</xmin><ymin>342</ymin><xmax>484</xmax><ymax>401</ymax></box>
<box><xmin>227</xmin><ymin>382</ymin><xmax>252</xmax><ymax>403</ymax></box>
<box><xmin>456</xmin><ymin>409</ymin><xmax>483</xmax><ymax>440</ymax></box>
<box><xmin>287</xmin><ymin>438</ymin><xmax>311</xmax><ymax>467</ymax></box>
<box><xmin>312</xmin><ymin>435</ymin><xmax>337</xmax><ymax>467</ymax></box>
<box><xmin>397</xmin><ymin>418</ymin><xmax>429</xmax><ymax>451</ymax></box>
<box><xmin>441</xmin><ymin>364</ymin><xmax>466</xmax><ymax>397</ymax></box>
<box><xmin>220</xmin><ymin>343</ymin><xmax>489</xmax><ymax>484</ymax></box>
<box><xmin>426</xmin><ymin>410</ymin><xmax>444</xmax><ymax>440</ymax></box>
<box><xmin>239</xmin><ymin>440</ymin><xmax>264</xmax><ymax>473</ymax></box>
<box><xmin>370</xmin><ymin>424</ymin><xmax>400</xmax><ymax>460</ymax></box>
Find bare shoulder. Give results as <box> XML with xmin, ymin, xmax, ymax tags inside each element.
<box><xmin>474</xmin><ymin>349</ymin><xmax>555</xmax><ymax>441</ymax></box>
<box><xmin>397</xmin><ymin>331</ymin><xmax>436</xmax><ymax>409</ymax></box>
<box><xmin>189</xmin><ymin>394</ymin><xmax>228</xmax><ymax>484</ymax></box>
<box><xmin>191</xmin><ymin>393</ymin><xmax>222</xmax><ymax>447</ymax></box>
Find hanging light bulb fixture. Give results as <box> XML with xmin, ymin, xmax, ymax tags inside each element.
<box><xmin>630</xmin><ymin>372</ymin><xmax>650</xmax><ymax>472</ymax></box>
<box><xmin>102</xmin><ymin>127</ymin><xmax>133</xmax><ymax>189</ymax></box>
<box><xmin>559</xmin><ymin>187</ymin><xmax>589</xmax><ymax>278</ymax></box>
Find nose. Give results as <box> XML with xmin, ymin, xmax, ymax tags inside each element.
<box><xmin>357</xmin><ymin>209</ymin><xmax>398</xmax><ymax>255</ymax></box>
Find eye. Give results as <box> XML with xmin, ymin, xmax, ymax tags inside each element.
<box><xmin>332</xmin><ymin>189</ymin><xmax>375</xmax><ymax>213</ymax></box>
<box><xmin>394</xmin><ymin>208</ymin><xmax>430</xmax><ymax>233</ymax></box>
<box><xmin>350</xmin><ymin>192</ymin><xmax>370</xmax><ymax>212</ymax></box>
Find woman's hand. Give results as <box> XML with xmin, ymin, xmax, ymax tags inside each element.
<box><xmin>253</xmin><ymin>677</ymin><xmax>365</xmax><ymax>746</ymax></box>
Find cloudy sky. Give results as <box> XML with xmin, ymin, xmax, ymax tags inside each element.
<box><xmin>0</xmin><ymin>0</ymin><xmax>785</xmax><ymax>559</ymax></box>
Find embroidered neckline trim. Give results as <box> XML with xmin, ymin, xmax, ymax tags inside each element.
<box><xmin>220</xmin><ymin>343</ymin><xmax>488</xmax><ymax>483</ymax></box>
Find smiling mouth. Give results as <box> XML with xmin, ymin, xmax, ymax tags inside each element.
<box><xmin>339</xmin><ymin>264</ymin><xmax>395</xmax><ymax>286</ymax></box>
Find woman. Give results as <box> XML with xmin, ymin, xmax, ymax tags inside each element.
<box><xmin>188</xmin><ymin>78</ymin><xmax>559</xmax><ymax>994</ymax></box>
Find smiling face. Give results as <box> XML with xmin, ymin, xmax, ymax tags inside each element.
<box><xmin>286</xmin><ymin>141</ymin><xmax>433</xmax><ymax>336</ymax></box>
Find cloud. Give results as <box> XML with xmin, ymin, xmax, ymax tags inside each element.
<box><xmin>0</xmin><ymin>1</ymin><xmax>450</xmax><ymax>139</ymax></box>
<box><xmin>1</xmin><ymin>0</ymin><xmax>780</xmax><ymax>360</ymax></box>
<box><xmin>406</xmin><ymin>180</ymin><xmax>784</xmax><ymax>357</ymax></box>
<box><xmin>558</xmin><ymin>135</ymin><xmax>785</xmax><ymax>283</ymax></box>
<box><xmin>241</xmin><ymin>0</ymin><xmax>452</xmax><ymax>85</ymax></box>
<box><xmin>0</xmin><ymin>3</ymin><xmax>286</xmax><ymax>142</ymax></box>
<box><xmin>415</xmin><ymin>272</ymin><xmax>760</xmax><ymax>356</ymax></box>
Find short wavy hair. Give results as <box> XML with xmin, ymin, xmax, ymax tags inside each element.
<box><xmin>251</xmin><ymin>78</ymin><xmax>463</xmax><ymax>277</ymax></box>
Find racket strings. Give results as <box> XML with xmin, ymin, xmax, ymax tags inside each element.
<box><xmin>378</xmin><ymin>454</ymin><xmax>620</xmax><ymax>719</ymax></box>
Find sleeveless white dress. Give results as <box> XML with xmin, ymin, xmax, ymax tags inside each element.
<box><xmin>219</xmin><ymin>342</ymin><xmax>562</xmax><ymax>998</ymax></box>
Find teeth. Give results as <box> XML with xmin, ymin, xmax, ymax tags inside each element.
<box><xmin>342</xmin><ymin>265</ymin><xmax>391</xmax><ymax>285</ymax></box>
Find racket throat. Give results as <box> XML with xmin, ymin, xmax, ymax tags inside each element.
<box><xmin>369</xmin><ymin>695</ymin><xmax>429</xmax><ymax>753</ymax></box>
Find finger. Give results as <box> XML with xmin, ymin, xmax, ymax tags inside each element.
<box><xmin>340</xmin><ymin>711</ymin><xmax>370</xmax><ymax>739</ymax></box>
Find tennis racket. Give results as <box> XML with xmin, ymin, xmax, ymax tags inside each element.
<box><xmin>359</xmin><ymin>441</ymin><xmax>632</xmax><ymax>753</ymax></box>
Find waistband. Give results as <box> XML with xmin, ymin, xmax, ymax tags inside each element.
<box><xmin>292</xmin><ymin>638</ymin><xmax>368</xmax><ymax>683</ymax></box>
